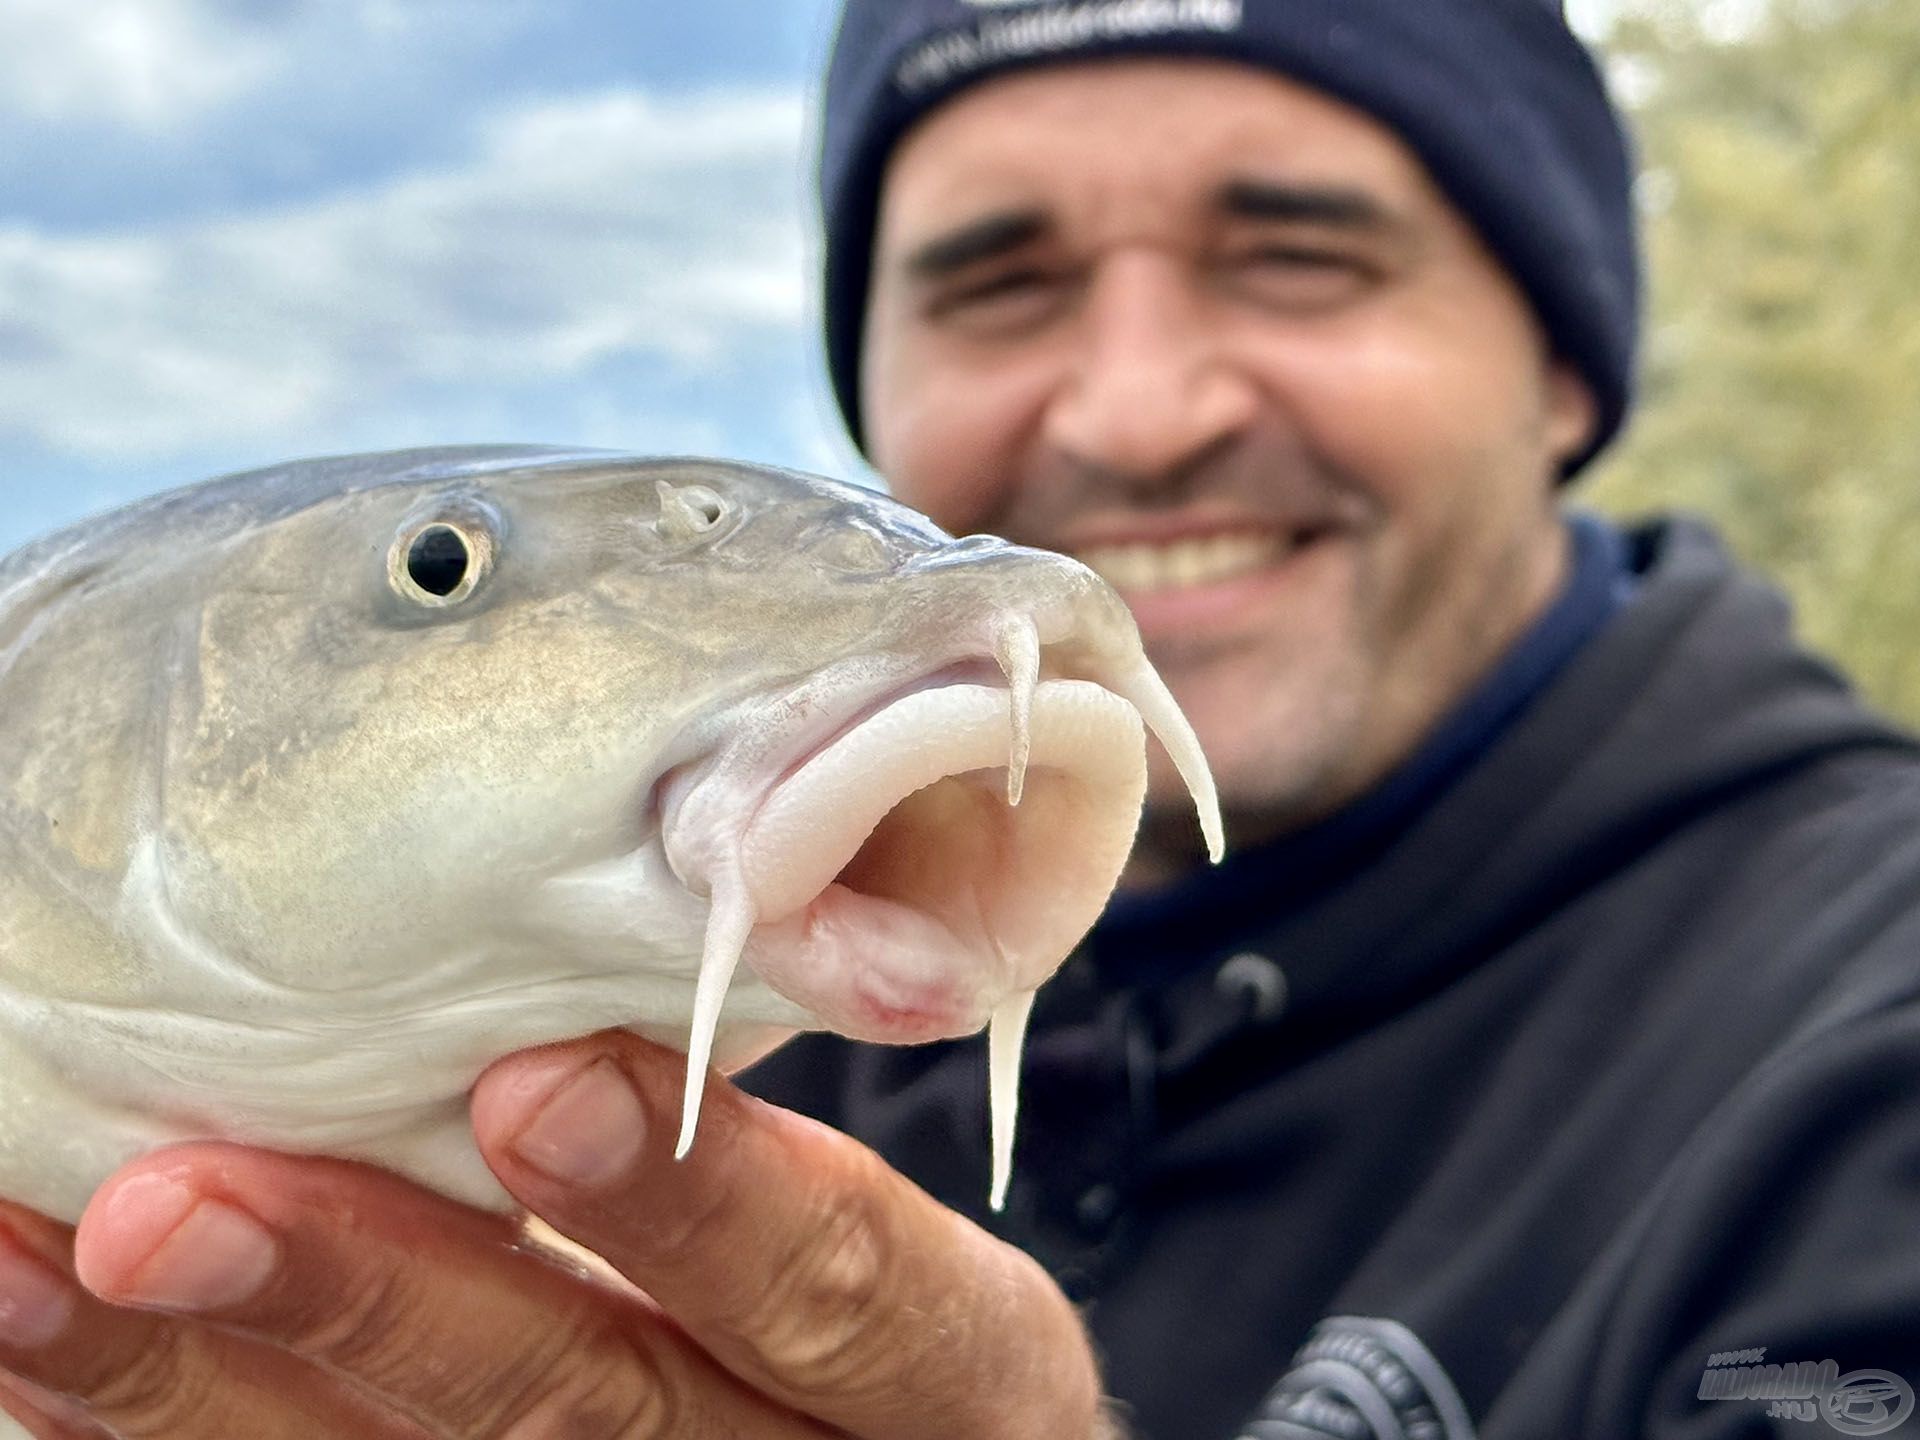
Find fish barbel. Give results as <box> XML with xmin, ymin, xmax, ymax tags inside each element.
<box><xmin>0</xmin><ymin>446</ymin><xmax>1220</xmax><ymax>1223</ymax></box>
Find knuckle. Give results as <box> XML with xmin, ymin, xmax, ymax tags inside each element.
<box><xmin>296</xmin><ymin>1259</ymin><xmax>663</xmax><ymax>1437</ymax></box>
<box><xmin>282</xmin><ymin>1258</ymin><xmax>425</xmax><ymax>1388</ymax></box>
<box><xmin>734</xmin><ymin>1179</ymin><xmax>896</xmax><ymax>1394</ymax></box>
<box><xmin>83</xmin><ymin>1327</ymin><xmax>223</xmax><ymax>1438</ymax></box>
<box><xmin>494</xmin><ymin>1356</ymin><xmax>688</xmax><ymax>1440</ymax></box>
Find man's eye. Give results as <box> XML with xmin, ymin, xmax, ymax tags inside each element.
<box><xmin>1225</xmin><ymin>247</ymin><xmax>1375</xmax><ymax>309</ymax></box>
<box><xmin>927</xmin><ymin>269</ymin><xmax>1064</xmax><ymax>330</ymax></box>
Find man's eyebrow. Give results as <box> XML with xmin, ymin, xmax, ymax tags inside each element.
<box><xmin>901</xmin><ymin>209</ymin><xmax>1050</xmax><ymax>278</ymax></box>
<box><xmin>1216</xmin><ymin>179</ymin><xmax>1403</xmax><ymax>231</ymax></box>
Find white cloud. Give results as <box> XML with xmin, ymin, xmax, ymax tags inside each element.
<box><xmin>0</xmin><ymin>0</ymin><xmax>285</xmax><ymax>131</ymax></box>
<box><xmin>0</xmin><ymin>87</ymin><xmax>812</xmax><ymax>460</ymax></box>
<box><xmin>0</xmin><ymin>0</ymin><xmax>536</xmax><ymax>132</ymax></box>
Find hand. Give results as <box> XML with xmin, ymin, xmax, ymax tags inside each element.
<box><xmin>0</xmin><ymin>1031</ymin><xmax>1111</xmax><ymax>1438</ymax></box>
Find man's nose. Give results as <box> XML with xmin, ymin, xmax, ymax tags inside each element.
<box><xmin>1041</xmin><ymin>251</ymin><xmax>1259</xmax><ymax>484</ymax></box>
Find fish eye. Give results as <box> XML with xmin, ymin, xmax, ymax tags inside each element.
<box><xmin>407</xmin><ymin>526</ymin><xmax>470</xmax><ymax>594</ymax></box>
<box><xmin>388</xmin><ymin>520</ymin><xmax>493</xmax><ymax>607</ymax></box>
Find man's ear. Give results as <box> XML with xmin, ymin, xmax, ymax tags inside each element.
<box><xmin>1544</xmin><ymin>360</ymin><xmax>1599</xmax><ymax>468</ymax></box>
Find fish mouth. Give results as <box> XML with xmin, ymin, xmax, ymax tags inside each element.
<box><xmin>740</xmin><ymin>677</ymin><xmax>1148</xmax><ymax>1039</ymax></box>
<box><xmin>658</xmin><ymin>616</ymin><xmax>1222</xmax><ymax>1208</ymax></box>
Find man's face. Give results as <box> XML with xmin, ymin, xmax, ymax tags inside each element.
<box><xmin>860</xmin><ymin>59</ymin><xmax>1597</xmax><ymax>872</ymax></box>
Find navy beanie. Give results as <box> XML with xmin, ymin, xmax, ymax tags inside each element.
<box><xmin>818</xmin><ymin>0</ymin><xmax>1641</xmax><ymax>477</ymax></box>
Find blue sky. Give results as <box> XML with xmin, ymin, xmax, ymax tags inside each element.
<box><xmin>0</xmin><ymin>0</ymin><xmax>1626</xmax><ymax>558</ymax></box>
<box><xmin>0</xmin><ymin>0</ymin><xmax>858</xmax><ymax>556</ymax></box>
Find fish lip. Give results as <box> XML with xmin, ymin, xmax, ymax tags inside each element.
<box><xmin>760</xmin><ymin>657</ymin><xmax>1003</xmax><ymax>797</ymax></box>
<box><xmin>655</xmin><ymin>654</ymin><xmax>1011</xmax><ymax>858</ymax></box>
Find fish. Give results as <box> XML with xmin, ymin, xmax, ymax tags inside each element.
<box><xmin>0</xmin><ymin>446</ymin><xmax>1221</xmax><ymax>1226</ymax></box>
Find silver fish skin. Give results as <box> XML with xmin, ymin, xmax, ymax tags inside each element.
<box><xmin>0</xmin><ymin>446</ymin><xmax>1220</xmax><ymax>1223</ymax></box>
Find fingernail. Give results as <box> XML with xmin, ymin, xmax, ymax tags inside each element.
<box><xmin>511</xmin><ymin>1058</ymin><xmax>647</xmax><ymax>1189</ymax></box>
<box><xmin>0</xmin><ymin>1234</ymin><xmax>73</xmax><ymax>1349</ymax></box>
<box><xmin>98</xmin><ymin>1176</ymin><xmax>277</xmax><ymax>1313</ymax></box>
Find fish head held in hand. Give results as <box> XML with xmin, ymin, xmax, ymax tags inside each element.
<box><xmin>0</xmin><ymin>446</ymin><xmax>1220</xmax><ymax>1222</ymax></box>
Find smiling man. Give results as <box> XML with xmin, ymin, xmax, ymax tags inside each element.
<box><xmin>4</xmin><ymin>4</ymin><xmax>1920</xmax><ymax>1440</ymax></box>
<box><xmin>853</xmin><ymin>56</ymin><xmax>1598</xmax><ymax>868</ymax></box>
<box><xmin>748</xmin><ymin>0</ymin><xmax>1920</xmax><ymax>1436</ymax></box>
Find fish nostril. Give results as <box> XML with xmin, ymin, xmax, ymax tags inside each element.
<box><xmin>653</xmin><ymin>481</ymin><xmax>730</xmax><ymax>543</ymax></box>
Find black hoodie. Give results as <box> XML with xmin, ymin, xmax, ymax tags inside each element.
<box><xmin>746</xmin><ymin>515</ymin><xmax>1920</xmax><ymax>1440</ymax></box>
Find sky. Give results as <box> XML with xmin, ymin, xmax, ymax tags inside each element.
<box><xmin>0</xmin><ymin>0</ymin><xmax>1622</xmax><ymax>559</ymax></box>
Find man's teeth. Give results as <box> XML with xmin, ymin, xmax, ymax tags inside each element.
<box><xmin>1076</xmin><ymin>534</ymin><xmax>1288</xmax><ymax>593</ymax></box>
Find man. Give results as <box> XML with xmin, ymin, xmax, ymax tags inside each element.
<box><xmin>745</xmin><ymin>0</ymin><xmax>1920</xmax><ymax>1433</ymax></box>
<box><xmin>3</xmin><ymin>3</ymin><xmax>1918</xmax><ymax>1438</ymax></box>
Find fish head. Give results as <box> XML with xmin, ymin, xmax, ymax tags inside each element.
<box><xmin>150</xmin><ymin>451</ymin><xmax>1218</xmax><ymax>1055</ymax></box>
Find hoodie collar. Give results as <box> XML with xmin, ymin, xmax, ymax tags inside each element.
<box><xmin>1094</xmin><ymin>509</ymin><xmax>1636</xmax><ymax>992</ymax></box>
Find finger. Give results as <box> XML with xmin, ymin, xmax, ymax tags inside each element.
<box><xmin>0</xmin><ymin>1371</ymin><xmax>112</xmax><ymax>1440</ymax></box>
<box><xmin>0</xmin><ymin>1200</ymin><xmax>416</xmax><ymax>1440</ymax></box>
<box><xmin>71</xmin><ymin>1147</ymin><xmax>836</xmax><ymax>1440</ymax></box>
<box><xmin>472</xmin><ymin>1033</ymin><xmax>1104</xmax><ymax>1440</ymax></box>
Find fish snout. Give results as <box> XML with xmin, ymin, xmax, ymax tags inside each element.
<box><xmin>894</xmin><ymin>538</ymin><xmax>1223</xmax><ymax>860</ymax></box>
<box><xmin>895</xmin><ymin>536</ymin><xmax>1143</xmax><ymax>685</ymax></box>
<box><xmin>655</xmin><ymin>530</ymin><xmax>1222</xmax><ymax>1199</ymax></box>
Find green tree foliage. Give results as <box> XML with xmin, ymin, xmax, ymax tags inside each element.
<box><xmin>1585</xmin><ymin>0</ymin><xmax>1920</xmax><ymax>724</ymax></box>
